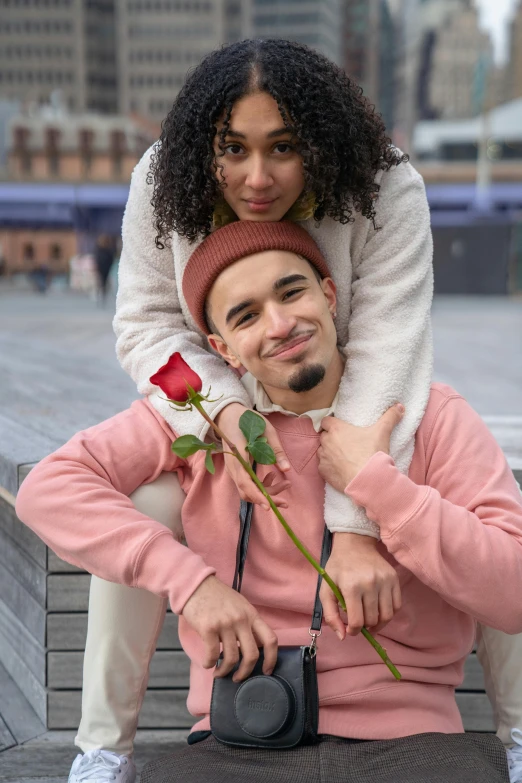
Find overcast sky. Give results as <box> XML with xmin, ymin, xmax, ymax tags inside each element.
<box><xmin>475</xmin><ymin>0</ymin><xmax>519</xmax><ymax>64</ymax></box>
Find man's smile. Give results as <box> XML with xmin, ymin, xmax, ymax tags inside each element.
<box><xmin>264</xmin><ymin>332</ymin><xmax>314</xmax><ymax>360</ymax></box>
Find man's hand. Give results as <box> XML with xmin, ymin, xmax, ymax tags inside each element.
<box><xmin>320</xmin><ymin>533</ymin><xmax>401</xmax><ymax>639</ymax></box>
<box><xmin>318</xmin><ymin>404</ymin><xmax>405</xmax><ymax>491</ymax></box>
<box><xmin>215</xmin><ymin>403</ymin><xmax>291</xmax><ymax>510</ymax></box>
<box><xmin>181</xmin><ymin>575</ymin><xmax>278</xmax><ymax>681</ymax></box>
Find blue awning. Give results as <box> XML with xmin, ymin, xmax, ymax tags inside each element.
<box><xmin>0</xmin><ymin>183</ymin><xmax>130</xmax><ymax>227</ymax></box>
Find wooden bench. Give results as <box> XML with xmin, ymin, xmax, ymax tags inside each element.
<box><xmin>1</xmin><ymin>461</ymin><xmax>521</xmax><ymax>731</ymax></box>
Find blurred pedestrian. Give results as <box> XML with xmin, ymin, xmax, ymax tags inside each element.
<box><xmin>94</xmin><ymin>234</ymin><xmax>115</xmax><ymax>304</ymax></box>
<box><xmin>30</xmin><ymin>259</ymin><xmax>51</xmax><ymax>293</ymax></box>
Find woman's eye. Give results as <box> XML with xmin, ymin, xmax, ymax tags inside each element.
<box><xmin>274</xmin><ymin>143</ymin><xmax>293</xmax><ymax>154</ymax></box>
<box><xmin>225</xmin><ymin>144</ymin><xmax>244</xmax><ymax>155</ymax></box>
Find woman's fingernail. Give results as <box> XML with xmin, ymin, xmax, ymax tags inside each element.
<box><xmin>262</xmin><ymin>505</ymin><xmax>269</xmax><ymax>511</ymax></box>
<box><xmin>335</xmin><ymin>630</ymin><xmax>343</xmax><ymax>641</ymax></box>
<box><xmin>397</xmin><ymin>404</ymin><xmax>405</xmax><ymax>414</ymax></box>
<box><xmin>280</xmin><ymin>460</ymin><xmax>291</xmax><ymax>471</ymax></box>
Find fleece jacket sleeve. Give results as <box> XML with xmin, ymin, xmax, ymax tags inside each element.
<box><xmin>15</xmin><ymin>400</ymin><xmax>216</xmax><ymax>615</ymax></box>
<box><xmin>113</xmin><ymin>146</ymin><xmax>250</xmax><ymax>441</ymax></box>
<box><xmin>325</xmin><ymin>159</ymin><xmax>434</xmax><ymax>537</ymax></box>
<box><xmin>344</xmin><ymin>394</ymin><xmax>522</xmax><ymax>634</ymax></box>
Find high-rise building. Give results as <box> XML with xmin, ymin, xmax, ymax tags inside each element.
<box><xmin>506</xmin><ymin>0</ymin><xmax>522</xmax><ymax>101</ymax></box>
<box><xmin>0</xmin><ymin>0</ymin><xmax>118</xmax><ymax>113</ymax></box>
<box><xmin>0</xmin><ymin>0</ymin><xmax>346</xmax><ymax>124</ymax></box>
<box><xmin>343</xmin><ymin>0</ymin><xmax>396</xmax><ymax>134</ymax></box>
<box><xmin>115</xmin><ymin>0</ymin><xmax>231</xmax><ymax>121</ymax></box>
<box><xmin>0</xmin><ymin>0</ymin><xmax>235</xmax><ymax>121</ymax></box>
<box><xmin>391</xmin><ymin>0</ymin><xmax>473</xmax><ymax>151</ymax></box>
<box><xmin>83</xmin><ymin>0</ymin><xmax>119</xmax><ymax>114</ymax></box>
<box><xmin>250</xmin><ymin>0</ymin><xmax>343</xmax><ymax>66</ymax></box>
<box><xmin>428</xmin><ymin>4</ymin><xmax>494</xmax><ymax>119</ymax></box>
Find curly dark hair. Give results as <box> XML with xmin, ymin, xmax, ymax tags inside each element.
<box><xmin>149</xmin><ymin>38</ymin><xmax>408</xmax><ymax>247</ymax></box>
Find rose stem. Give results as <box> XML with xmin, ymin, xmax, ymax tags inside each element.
<box><xmin>192</xmin><ymin>399</ymin><xmax>401</xmax><ymax>681</ymax></box>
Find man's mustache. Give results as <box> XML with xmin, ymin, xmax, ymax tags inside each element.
<box><xmin>262</xmin><ymin>330</ymin><xmax>315</xmax><ymax>359</ymax></box>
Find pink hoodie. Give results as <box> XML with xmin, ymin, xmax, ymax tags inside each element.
<box><xmin>16</xmin><ymin>383</ymin><xmax>522</xmax><ymax>740</ymax></box>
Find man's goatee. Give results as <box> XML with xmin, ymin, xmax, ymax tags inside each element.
<box><xmin>288</xmin><ymin>364</ymin><xmax>326</xmax><ymax>393</ymax></box>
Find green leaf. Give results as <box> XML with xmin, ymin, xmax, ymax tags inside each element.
<box><xmin>246</xmin><ymin>440</ymin><xmax>277</xmax><ymax>465</ymax></box>
<box><xmin>205</xmin><ymin>450</ymin><xmax>215</xmax><ymax>474</ymax></box>
<box><xmin>171</xmin><ymin>435</ymin><xmax>208</xmax><ymax>458</ymax></box>
<box><xmin>239</xmin><ymin>410</ymin><xmax>266</xmax><ymax>444</ymax></box>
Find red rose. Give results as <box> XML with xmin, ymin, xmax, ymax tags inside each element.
<box><xmin>149</xmin><ymin>353</ymin><xmax>203</xmax><ymax>402</ymax></box>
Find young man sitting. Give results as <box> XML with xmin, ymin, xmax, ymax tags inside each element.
<box><xmin>16</xmin><ymin>221</ymin><xmax>522</xmax><ymax>782</ymax></box>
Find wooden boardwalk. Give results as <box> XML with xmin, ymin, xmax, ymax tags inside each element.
<box><xmin>0</xmin><ymin>655</ymin><xmax>187</xmax><ymax>781</ymax></box>
<box><xmin>0</xmin><ymin>287</ymin><xmax>521</xmax><ymax>781</ymax></box>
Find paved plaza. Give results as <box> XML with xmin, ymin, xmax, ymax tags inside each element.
<box><xmin>0</xmin><ymin>287</ymin><xmax>520</xmax><ymax>458</ymax></box>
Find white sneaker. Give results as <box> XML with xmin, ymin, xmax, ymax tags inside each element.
<box><xmin>68</xmin><ymin>749</ymin><xmax>136</xmax><ymax>783</ymax></box>
<box><xmin>507</xmin><ymin>729</ymin><xmax>522</xmax><ymax>783</ymax></box>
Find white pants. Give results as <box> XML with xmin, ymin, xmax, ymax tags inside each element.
<box><xmin>75</xmin><ymin>473</ymin><xmax>522</xmax><ymax>755</ymax></box>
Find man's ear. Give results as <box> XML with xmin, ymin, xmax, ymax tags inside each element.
<box><xmin>207</xmin><ymin>334</ymin><xmax>243</xmax><ymax>369</ymax></box>
<box><xmin>321</xmin><ymin>277</ymin><xmax>337</xmax><ymax>316</ymax></box>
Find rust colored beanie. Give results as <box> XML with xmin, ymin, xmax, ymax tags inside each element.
<box><xmin>182</xmin><ymin>220</ymin><xmax>331</xmax><ymax>334</ymax></box>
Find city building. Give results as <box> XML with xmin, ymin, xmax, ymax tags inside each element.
<box><xmin>505</xmin><ymin>0</ymin><xmax>522</xmax><ymax>101</ymax></box>
<box><xmin>6</xmin><ymin>108</ymin><xmax>156</xmax><ymax>182</ymax></box>
<box><xmin>0</xmin><ymin>106</ymin><xmax>157</xmax><ymax>275</ymax></box>
<box><xmin>0</xmin><ymin>0</ymin><xmax>348</xmax><ymax>124</ymax></box>
<box><xmin>427</xmin><ymin>4</ymin><xmax>494</xmax><ymax>119</ymax></box>
<box><xmin>0</xmin><ymin>0</ymin><xmax>118</xmax><ymax>113</ymax></box>
<box><xmin>0</xmin><ymin>0</ymin><xmax>240</xmax><ymax>122</ymax></box>
<box><xmin>343</xmin><ymin>0</ymin><xmax>396</xmax><ymax>133</ymax></box>
<box><xmin>250</xmin><ymin>0</ymin><xmax>343</xmax><ymax>66</ymax></box>
<box><xmin>390</xmin><ymin>0</ymin><xmax>468</xmax><ymax>151</ymax></box>
<box><xmin>116</xmin><ymin>0</ymin><xmax>232</xmax><ymax>121</ymax></box>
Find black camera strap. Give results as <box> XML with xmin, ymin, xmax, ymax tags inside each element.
<box><xmin>232</xmin><ymin>464</ymin><xmax>332</xmax><ymax>636</ymax></box>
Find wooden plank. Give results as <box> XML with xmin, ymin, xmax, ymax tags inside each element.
<box><xmin>0</xmin><ymin>661</ymin><xmax>45</xmax><ymax>745</ymax></box>
<box><xmin>47</xmin><ymin>689</ymin><xmax>192</xmax><ymax>730</ymax></box>
<box><xmin>47</xmin><ymin>650</ymin><xmax>190</xmax><ymax>689</ymax></box>
<box><xmin>17</xmin><ymin>462</ymin><xmax>37</xmax><ymax>489</ymax></box>
<box><xmin>46</xmin><ymin>610</ymin><xmax>181</xmax><ymax>651</ymax></box>
<box><xmin>0</xmin><ymin>485</ymin><xmax>16</xmax><ymax>509</ymax></box>
<box><xmin>0</xmin><ymin>713</ymin><xmax>16</xmax><ymax>754</ymax></box>
<box><xmin>0</xmin><ymin>626</ymin><xmax>47</xmax><ymax>725</ymax></box>
<box><xmin>456</xmin><ymin>693</ymin><xmax>495</xmax><ymax>732</ymax></box>
<box><xmin>47</xmin><ymin>574</ymin><xmax>91</xmax><ymax>612</ymax></box>
<box><xmin>0</xmin><ymin>528</ymin><xmax>47</xmax><ymax>606</ymax></box>
<box><xmin>47</xmin><ymin>550</ymin><xmax>84</xmax><ymax>574</ymax></box>
<box><xmin>0</xmin><ymin>495</ymin><xmax>47</xmax><ymax>570</ymax></box>
<box><xmin>0</xmin><ymin>728</ymin><xmax>187</xmax><ymax>781</ymax></box>
<box><xmin>139</xmin><ymin>689</ymin><xmax>193</xmax><ymax>730</ymax></box>
<box><xmin>459</xmin><ymin>652</ymin><xmax>485</xmax><ymax>692</ymax></box>
<box><xmin>0</xmin><ymin>561</ymin><xmax>46</xmax><ymax>644</ymax></box>
<box><xmin>0</xmin><ymin>597</ymin><xmax>45</xmax><ymax>685</ymax></box>
<box><xmin>0</xmin><ymin>413</ymin><xmax>63</xmax><ymax>498</ymax></box>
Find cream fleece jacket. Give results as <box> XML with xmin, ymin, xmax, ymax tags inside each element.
<box><xmin>113</xmin><ymin>146</ymin><xmax>434</xmax><ymax>535</ymax></box>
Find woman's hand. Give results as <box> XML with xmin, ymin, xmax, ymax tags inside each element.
<box><xmin>318</xmin><ymin>404</ymin><xmax>405</xmax><ymax>491</ymax></box>
<box><xmin>320</xmin><ymin>533</ymin><xmax>401</xmax><ymax>639</ymax></box>
<box><xmin>215</xmin><ymin>403</ymin><xmax>292</xmax><ymax>510</ymax></box>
